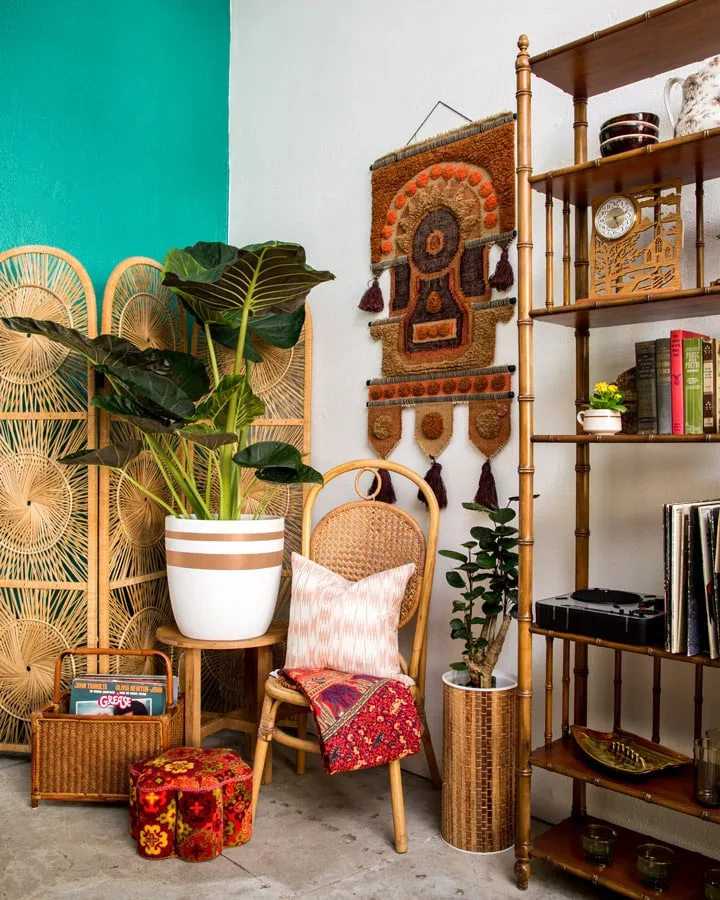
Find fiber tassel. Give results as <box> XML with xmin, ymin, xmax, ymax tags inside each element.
<box><xmin>370</xmin><ymin>467</ymin><xmax>397</xmax><ymax>503</ymax></box>
<box><xmin>474</xmin><ymin>459</ymin><xmax>498</xmax><ymax>510</ymax></box>
<box><xmin>418</xmin><ymin>456</ymin><xmax>447</xmax><ymax>509</ymax></box>
<box><xmin>489</xmin><ymin>240</ymin><xmax>514</xmax><ymax>292</ymax></box>
<box><xmin>358</xmin><ymin>277</ymin><xmax>384</xmax><ymax>312</ymax></box>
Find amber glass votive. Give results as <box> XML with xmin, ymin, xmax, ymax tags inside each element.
<box><xmin>695</xmin><ymin>738</ymin><xmax>720</xmax><ymax>807</ymax></box>
<box><xmin>580</xmin><ymin>824</ymin><xmax>618</xmax><ymax>866</ymax></box>
<box><xmin>705</xmin><ymin>869</ymin><xmax>720</xmax><ymax>900</ymax></box>
<box><xmin>636</xmin><ymin>843</ymin><xmax>676</xmax><ymax>893</ymax></box>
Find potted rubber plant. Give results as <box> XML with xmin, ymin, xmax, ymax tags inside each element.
<box><xmin>1</xmin><ymin>241</ymin><xmax>334</xmax><ymax>640</ymax></box>
<box><xmin>438</xmin><ymin>498</ymin><xmax>519</xmax><ymax>854</ymax></box>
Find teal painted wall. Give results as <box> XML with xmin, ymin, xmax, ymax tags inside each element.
<box><xmin>0</xmin><ymin>0</ymin><xmax>229</xmax><ymax>300</ymax></box>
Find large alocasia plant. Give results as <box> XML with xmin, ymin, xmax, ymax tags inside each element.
<box><xmin>1</xmin><ymin>241</ymin><xmax>334</xmax><ymax>520</ymax></box>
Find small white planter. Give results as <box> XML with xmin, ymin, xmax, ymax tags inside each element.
<box><xmin>576</xmin><ymin>407</ymin><xmax>622</xmax><ymax>435</ymax></box>
<box><xmin>165</xmin><ymin>515</ymin><xmax>284</xmax><ymax>641</ymax></box>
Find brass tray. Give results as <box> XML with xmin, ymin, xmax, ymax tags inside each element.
<box><xmin>571</xmin><ymin>725</ymin><xmax>691</xmax><ymax>777</ymax></box>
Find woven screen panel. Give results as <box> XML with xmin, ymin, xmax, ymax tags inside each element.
<box><xmin>0</xmin><ymin>246</ymin><xmax>97</xmax><ymax>750</ymax></box>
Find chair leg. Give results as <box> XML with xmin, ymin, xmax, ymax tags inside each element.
<box><xmin>252</xmin><ymin>694</ymin><xmax>279</xmax><ymax>820</ymax></box>
<box><xmin>296</xmin><ymin>712</ymin><xmax>308</xmax><ymax>776</ymax></box>
<box><xmin>388</xmin><ymin>758</ymin><xmax>408</xmax><ymax>853</ymax></box>
<box><xmin>420</xmin><ymin>711</ymin><xmax>442</xmax><ymax>790</ymax></box>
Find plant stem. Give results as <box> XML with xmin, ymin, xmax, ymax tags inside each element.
<box><xmin>118</xmin><ymin>471</ymin><xmax>176</xmax><ymax>517</ymax></box>
<box><xmin>204</xmin><ymin>323</ymin><xmax>221</xmax><ymax>389</ymax></box>
<box><xmin>144</xmin><ymin>438</ymin><xmax>186</xmax><ymax>515</ymax></box>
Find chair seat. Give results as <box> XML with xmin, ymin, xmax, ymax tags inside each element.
<box><xmin>265</xmin><ymin>676</ymin><xmax>310</xmax><ymax>707</ymax></box>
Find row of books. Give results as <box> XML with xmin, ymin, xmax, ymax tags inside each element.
<box><xmin>68</xmin><ymin>674</ymin><xmax>179</xmax><ymax>716</ymax></box>
<box><xmin>663</xmin><ymin>500</ymin><xmax>720</xmax><ymax>659</ymax></box>
<box><xmin>635</xmin><ymin>330</ymin><xmax>718</xmax><ymax>435</ymax></box>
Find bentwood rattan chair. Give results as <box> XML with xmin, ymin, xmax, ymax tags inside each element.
<box><xmin>251</xmin><ymin>459</ymin><xmax>442</xmax><ymax>853</ymax></box>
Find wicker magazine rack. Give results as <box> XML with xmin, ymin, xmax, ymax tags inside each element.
<box><xmin>31</xmin><ymin>648</ymin><xmax>184</xmax><ymax>806</ymax></box>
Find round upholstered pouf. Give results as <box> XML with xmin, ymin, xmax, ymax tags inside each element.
<box><xmin>129</xmin><ymin>747</ymin><xmax>253</xmax><ymax>862</ymax></box>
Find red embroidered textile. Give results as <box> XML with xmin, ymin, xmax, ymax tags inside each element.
<box><xmin>279</xmin><ymin>667</ymin><xmax>422</xmax><ymax>775</ymax></box>
<box><xmin>129</xmin><ymin>747</ymin><xmax>252</xmax><ymax>862</ymax></box>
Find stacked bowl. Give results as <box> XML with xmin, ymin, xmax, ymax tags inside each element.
<box><xmin>599</xmin><ymin>113</ymin><xmax>660</xmax><ymax>157</ymax></box>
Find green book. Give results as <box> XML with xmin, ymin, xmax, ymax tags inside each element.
<box><xmin>683</xmin><ymin>337</ymin><xmax>705</xmax><ymax>435</ymax></box>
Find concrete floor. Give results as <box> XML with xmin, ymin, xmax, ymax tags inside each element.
<box><xmin>0</xmin><ymin>737</ymin><xmax>606</xmax><ymax>900</ymax></box>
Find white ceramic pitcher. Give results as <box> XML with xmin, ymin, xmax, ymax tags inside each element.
<box><xmin>664</xmin><ymin>55</ymin><xmax>720</xmax><ymax>138</ymax></box>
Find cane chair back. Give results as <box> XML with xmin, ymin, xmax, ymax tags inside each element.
<box><xmin>302</xmin><ymin>459</ymin><xmax>439</xmax><ymax>688</ymax></box>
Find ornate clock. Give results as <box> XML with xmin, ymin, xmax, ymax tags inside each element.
<box><xmin>589</xmin><ymin>181</ymin><xmax>682</xmax><ymax>298</ymax></box>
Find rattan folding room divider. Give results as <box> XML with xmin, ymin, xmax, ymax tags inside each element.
<box><xmin>0</xmin><ymin>246</ymin><xmax>312</xmax><ymax>752</ymax></box>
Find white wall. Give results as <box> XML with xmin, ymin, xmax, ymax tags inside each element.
<box><xmin>230</xmin><ymin>0</ymin><xmax>720</xmax><ymax>857</ymax></box>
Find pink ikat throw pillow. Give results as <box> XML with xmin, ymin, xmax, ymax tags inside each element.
<box><xmin>284</xmin><ymin>553</ymin><xmax>415</xmax><ymax>684</ymax></box>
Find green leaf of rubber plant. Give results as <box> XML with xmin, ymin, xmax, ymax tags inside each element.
<box><xmin>438</xmin><ymin>550</ymin><xmax>468</xmax><ymax>562</ymax></box>
<box><xmin>449</xmin><ymin>662</ymin><xmax>468</xmax><ymax>671</ymax></box>
<box><xmin>59</xmin><ymin>440</ymin><xmax>143</xmax><ymax>469</ymax></box>
<box><xmin>489</xmin><ymin>507</ymin><xmax>516</xmax><ymax>524</ymax></box>
<box><xmin>445</xmin><ymin>571</ymin><xmax>465</xmax><ymax>589</ymax></box>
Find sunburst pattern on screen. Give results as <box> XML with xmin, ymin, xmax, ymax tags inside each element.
<box><xmin>0</xmin><ymin>587</ymin><xmax>87</xmax><ymax>747</ymax></box>
<box><xmin>0</xmin><ymin>247</ymin><xmax>91</xmax><ymax>413</ymax></box>
<box><xmin>103</xmin><ymin>258</ymin><xmax>186</xmax><ymax>351</ymax></box>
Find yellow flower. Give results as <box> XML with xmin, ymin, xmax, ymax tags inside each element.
<box><xmin>594</xmin><ymin>381</ymin><xmax>608</xmax><ymax>392</ymax></box>
<box><xmin>140</xmin><ymin>824</ymin><xmax>169</xmax><ymax>856</ymax></box>
<box><xmin>608</xmin><ymin>384</ymin><xmax>619</xmax><ymax>392</ymax></box>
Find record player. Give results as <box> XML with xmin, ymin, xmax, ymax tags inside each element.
<box><xmin>534</xmin><ymin>589</ymin><xmax>665</xmax><ymax>646</ymax></box>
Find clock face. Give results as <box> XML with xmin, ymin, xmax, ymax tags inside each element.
<box><xmin>594</xmin><ymin>195</ymin><xmax>637</xmax><ymax>241</ymax></box>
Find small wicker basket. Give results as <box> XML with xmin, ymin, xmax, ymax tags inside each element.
<box><xmin>31</xmin><ymin>648</ymin><xmax>184</xmax><ymax>806</ymax></box>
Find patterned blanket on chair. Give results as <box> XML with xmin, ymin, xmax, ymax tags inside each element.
<box><xmin>278</xmin><ymin>668</ymin><xmax>422</xmax><ymax>775</ymax></box>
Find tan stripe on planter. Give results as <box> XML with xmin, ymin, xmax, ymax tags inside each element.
<box><xmin>166</xmin><ymin>550</ymin><xmax>283</xmax><ymax>570</ymax></box>
<box><xmin>166</xmin><ymin>530</ymin><xmax>284</xmax><ymax>543</ymax></box>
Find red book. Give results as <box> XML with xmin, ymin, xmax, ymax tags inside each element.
<box><xmin>671</xmin><ymin>329</ymin><xmax>706</xmax><ymax>434</ymax></box>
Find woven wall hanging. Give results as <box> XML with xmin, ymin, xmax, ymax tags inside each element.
<box><xmin>362</xmin><ymin>113</ymin><xmax>517</xmax><ymax>507</ymax></box>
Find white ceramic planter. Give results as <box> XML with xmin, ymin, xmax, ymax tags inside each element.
<box><xmin>441</xmin><ymin>669</ymin><xmax>518</xmax><ymax>853</ymax></box>
<box><xmin>576</xmin><ymin>408</ymin><xmax>622</xmax><ymax>435</ymax></box>
<box><xmin>165</xmin><ymin>515</ymin><xmax>284</xmax><ymax>641</ymax></box>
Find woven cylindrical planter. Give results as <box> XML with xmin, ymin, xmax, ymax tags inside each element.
<box><xmin>441</xmin><ymin>669</ymin><xmax>517</xmax><ymax>853</ymax></box>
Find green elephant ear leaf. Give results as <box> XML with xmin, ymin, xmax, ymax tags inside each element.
<box><xmin>247</xmin><ymin>305</ymin><xmax>306</xmax><ymax>349</ymax></box>
<box><xmin>59</xmin><ymin>440</ymin><xmax>143</xmax><ymax>469</ymax></box>
<box><xmin>232</xmin><ymin>441</ymin><xmax>323</xmax><ymax>485</ymax></box>
<box><xmin>256</xmin><ymin>462</ymin><xmax>324</xmax><ymax>485</ymax></box>
<box><xmin>0</xmin><ymin>317</ymin><xmax>149</xmax><ymax>368</ymax></box>
<box><xmin>91</xmin><ymin>395</ymin><xmax>175</xmax><ymax>432</ymax></box>
<box><xmin>162</xmin><ymin>241</ymin><xmax>334</xmax><ymax>324</ymax></box>
<box><xmin>104</xmin><ymin>364</ymin><xmax>197</xmax><ymax>420</ymax></box>
<box><xmin>176</xmin><ymin>424</ymin><xmax>237</xmax><ymax>449</ymax></box>
<box><xmin>191</xmin><ymin>374</ymin><xmax>264</xmax><ymax>432</ymax></box>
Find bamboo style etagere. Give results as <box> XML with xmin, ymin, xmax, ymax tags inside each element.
<box><xmin>515</xmin><ymin>1</ymin><xmax>720</xmax><ymax>897</ymax></box>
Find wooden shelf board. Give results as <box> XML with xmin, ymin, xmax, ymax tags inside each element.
<box><xmin>530</xmin><ymin>0</ymin><xmax>720</xmax><ymax>98</ymax></box>
<box><xmin>530</xmin><ymin>127</ymin><xmax>720</xmax><ymax>205</ymax></box>
<box><xmin>530</xmin><ymin>625</ymin><xmax>720</xmax><ymax>668</ymax></box>
<box><xmin>533</xmin><ymin>433</ymin><xmax>720</xmax><ymax>443</ymax></box>
<box><xmin>530</xmin><ymin>286</ymin><xmax>720</xmax><ymax>328</ymax></box>
<box><xmin>532</xmin><ymin>816</ymin><xmax>719</xmax><ymax>900</ymax></box>
<box><xmin>531</xmin><ymin>737</ymin><xmax>720</xmax><ymax>824</ymax></box>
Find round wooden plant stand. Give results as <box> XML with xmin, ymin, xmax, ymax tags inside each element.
<box><xmin>156</xmin><ymin>622</ymin><xmax>287</xmax><ymax>784</ymax></box>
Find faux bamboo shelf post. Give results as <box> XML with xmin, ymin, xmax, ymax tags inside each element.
<box><xmin>514</xmin><ymin>1</ymin><xmax>720</xmax><ymax>893</ymax></box>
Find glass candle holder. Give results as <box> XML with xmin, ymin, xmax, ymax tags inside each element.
<box><xmin>580</xmin><ymin>823</ymin><xmax>618</xmax><ymax>866</ymax></box>
<box><xmin>636</xmin><ymin>843</ymin><xmax>676</xmax><ymax>893</ymax></box>
<box><xmin>695</xmin><ymin>738</ymin><xmax>720</xmax><ymax>807</ymax></box>
<box><xmin>705</xmin><ymin>869</ymin><xmax>720</xmax><ymax>900</ymax></box>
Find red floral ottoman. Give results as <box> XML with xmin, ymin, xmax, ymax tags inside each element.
<box><xmin>129</xmin><ymin>747</ymin><xmax>253</xmax><ymax>862</ymax></box>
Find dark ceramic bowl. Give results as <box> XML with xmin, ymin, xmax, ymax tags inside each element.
<box><xmin>600</xmin><ymin>121</ymin><xmax>659</xmax><ymax>141</ymax></box>
<box><xmin>601</xmin><ymin>112</ymin><xmax>660</xmax><ymax>130</ymax></box>
<box><xmin>600</xmin><ymin>133</ymin><xmax>658</xmax><ymax>157</ymax></box>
